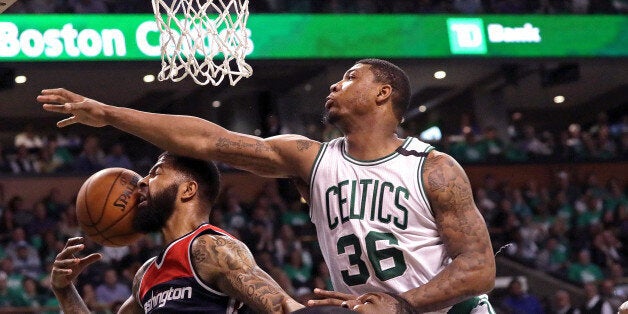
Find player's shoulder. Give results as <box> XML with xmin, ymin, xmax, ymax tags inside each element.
<box><xmin>422</xmin><ymin>149</ymin><xmax>471</xmax><ymax>192</ymax></box>
<box><xmin>190</xmin><ymin>234</ymin><xmax>255</xmax><ymax>282</ymax></box>
<box><xmin>424</xmin><ymin>149</ymin><xmax>463</xmax><ymax>169</ymax></box>
<box><xmin>190</xmin><ymin>233</ymin><xmax>254</xmax><ymax>266</ymax></box>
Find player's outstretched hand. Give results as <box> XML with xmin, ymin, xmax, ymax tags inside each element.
<box><xmin>38</xmin><ymin>88</ymin><xmax>109</xmax><ymax>128</ymax></box>
<box><xmin>51</xmin><ymin>237</ymin><xmax>102</xmax><ymax>290</ymax></box>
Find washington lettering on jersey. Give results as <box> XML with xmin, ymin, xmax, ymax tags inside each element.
<box><xmin>138</xmin><ymin>223</ymin><xmax>242</xmax><ymax>313</ymax></box>
<box><xmin>143</xmin><ymin>286</ymin><xmax>192</xmax><ymax>312</ymax></box>
<box><xmin>324</xmin><ymin>179</ymin><xmax>409</xmax><ymax>230</ymax></box>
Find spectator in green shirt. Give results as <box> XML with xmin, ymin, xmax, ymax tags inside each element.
<box><xmin>0</xmin><ymin>270</ymin><xmax>28</xmax><ymax>307</ymax></box>
<box><xmin>567</xmin><ymin>249</ymin><xmax>605</xmax><ymax>284</ymax></box>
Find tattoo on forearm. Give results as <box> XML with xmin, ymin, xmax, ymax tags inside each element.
<box><xmin>232</xmin><ymin>271</ymin><xmax>284</xmax><ymax>312</ymax></box>
<box><xmin>296</xmin><ymin>140</ymin><xmax>313</xmax><ymax>151</ymax></box>
<box><xmin>216</xmin><ymin>137</ymin><xmax>277</xmax><ymax>153</ymax></box>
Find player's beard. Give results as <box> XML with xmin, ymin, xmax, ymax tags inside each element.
<box><xmin>322</xmin><ymin>108</ymin><xmax>339</xmax><ymax>125</ymax></box>
<box><xmin>133</xmin><ymin>183</ymin><xmax>178</xmax><ymax>233</ymax></box>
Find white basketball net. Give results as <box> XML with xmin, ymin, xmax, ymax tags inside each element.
<box><xmin>151</xmin><ymin>0</ymin><xmax>253</xmax><ymax>86</ymax></box>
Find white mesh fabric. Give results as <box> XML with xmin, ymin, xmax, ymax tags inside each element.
<box><xmin>151</xmin><ymin>0</ymin><xmax>252</xmax><ymax>86</ymax></box>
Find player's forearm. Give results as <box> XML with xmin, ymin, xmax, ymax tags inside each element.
<box><xmin>400</xmin><ymin>255</ymin><xmax>495</xmax><ymax>312</ymax></box>
<box><xmin>52</xmin><ymin>285</ymin><xmax>91</xmax><ymax>314</ymax></box>
<box><xmin>101</xmin><ymin>104</ymin><xmax>228</xmax><ymax>160</ymax></box>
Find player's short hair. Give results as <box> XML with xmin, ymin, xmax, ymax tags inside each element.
<box><xmin>356</xmin><ymin>58</ymin><xmax>411</xmax><ymax>123</ymax></box>
<box><xmin>159</xmin><ymin>152</ymin><xmax>221</xmax><ymax>208</ymax></box>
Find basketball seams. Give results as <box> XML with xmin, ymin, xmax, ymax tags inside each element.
<box><xmin>76</xmin><ymin>168</ymin><xmax>142</xmax><ymax>247</ymax></box>
<box><xmin>80</xmin><ymin>174</ymin><xmax>96</xmax><ymax>227</ymax></box>
<box><xmin>100</xmin><ymin>170</ymin><xmax>126</xmax><ymax>224</ymax></box>
<box><xmin>95</xmin><ymin>171</ymin><xmax>141</xmax><ymax>246</ymax></box>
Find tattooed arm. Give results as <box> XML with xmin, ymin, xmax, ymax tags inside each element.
<box><xmin>191</xmin><ymin>234</ymin><xmax>304</xmax><ymax>313</ymax></box>
<box><xmin>38</xmin><ymin>88</ymin><xmax>320</xmax><ymax>180</ymax></box>
<box><xmin>400</xmin><ymin>151</ymin><xmax>495</xmax><ymax>312</ymax></box>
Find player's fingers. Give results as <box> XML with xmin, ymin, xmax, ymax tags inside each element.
<box><xmin>57</xmin><ymin>116</ymin><xmax>78</xmax><ymax>128</ymax></box>
<box><xmin>41</xmin><ymin>88</ymin><xmax>82</xmax><ymax>101</ymax></box>
<box><xmin>62</xmin><ymin>237</ymin><xmax>84</xmax><ymax>249</ymax></box>
<box><xmin>40</xmin><ymin>88</ymin><xmax>66</xmax><ymax>95</ymax></box>
<box><xmin>56</xmin><ymin>244</ymin><xmax>85</xmax><ymax>259</ymax></box>
<box><xmin>307</xmin><ymin>298</ymin><xmax>345</xmax><ymax>307</ymax></box>
<box><xmin>53</xmin><ymin>258</ymin><xmax>80</xmax><ymax>268</ymax></box>
<box><xmin>41</xmin><ymin>103</ymin><xmax>69</xmax><ymax>113</ymax></box>
<box><xmin>79</xmin><ymin>253</ymin><xmax>102</xmax><ymax>267</ymax></box>
<box><xmin>51</xmin><ymin>267</ymin><xmax>73</xmax><ymax>275</ymax></box>
<box><xmin>37</xmin><ymin>93</ymin><xmax>73</xmax><ymax>105</ymax></box>
<box><xmin>313</xmin><ymin>288</ymin><xmax>355</xmax><ymax>300</ymax></box>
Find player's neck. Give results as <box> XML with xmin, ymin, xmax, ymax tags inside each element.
<box><xmin>343</xmin><ymin>131</ymin><xmax>404</xmax><ymax>161</ymax></box>
<box><xmin>161</xmin><ymin>208</ymin><xmax>207</xmax><ymax>243</ymax></box>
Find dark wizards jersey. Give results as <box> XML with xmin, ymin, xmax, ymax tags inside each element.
<box><xmin>138</xmin><ymin>223</ymin><xmax>243</xmax><ymax>313</ymax></box>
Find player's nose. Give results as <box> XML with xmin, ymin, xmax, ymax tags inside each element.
<box><xmin>330</xmin><ymin>81</ymin><xmax>340</xmax><ymax>92</ymax></box>
<box><xmin>138</xmin><ymin>175</ymin><xmax>149</xmax><ymax>188</ymax></box>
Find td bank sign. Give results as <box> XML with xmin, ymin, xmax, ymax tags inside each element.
<box><xmin>447</xmin><ymin>18</ymin><xmax>541</xmax><ymax>55</ymax></box>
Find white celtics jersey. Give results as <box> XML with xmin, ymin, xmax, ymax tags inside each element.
<box><xmin>309</xmin><ymin>136</ymin><xmax>450</xmax><ymax>296</ymax></box>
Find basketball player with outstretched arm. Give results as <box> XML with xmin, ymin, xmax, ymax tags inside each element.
<box><xmin>50</xmin><ymin>152</ymin><xmax>304</xmax><ymax>313</ymax></box>
<box><xmin>40</xmin><ymin>59</ymin><xmax>496</xmax><ymax>313</ymax></box>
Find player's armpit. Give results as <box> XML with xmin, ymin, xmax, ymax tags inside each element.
<box><xmin>401</xmin><ymin>151</ymin><xmax>495</xmax><ymax>312</ymax></box>
<box><xmin>191</xmin><ymin>235</ymin><xmax>302</xmax><ymax>313</ymax></box>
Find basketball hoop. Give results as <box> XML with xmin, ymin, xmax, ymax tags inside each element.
<box><xmin>151</xmin><ymin>0</ymin><xmax>253</xmax><ymax>86</ymax></box>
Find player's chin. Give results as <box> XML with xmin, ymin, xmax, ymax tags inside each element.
<box><xmin>323</xmin><ymin>110</ymin><xmax>339</xmax><ymax>125</ymax></box>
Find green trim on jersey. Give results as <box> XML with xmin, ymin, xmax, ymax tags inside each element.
<box><xmin>416</xmin><ymin>145</ymin><xmax>435</xmax><ymax>215</ymax></box>
<box><xmin>448</xmin><ymin>295</ymin><xmax>495</xmax><ymax>314</ymax></box>
<box><xmin>309</xmin><ymin>142</ymin><xmax>329</xmax><ymax>218</ymax></box>
<box><xmin>340</xmin><ymin>137</ymin><xmax>413</xmax><ymax>166</ymax></box>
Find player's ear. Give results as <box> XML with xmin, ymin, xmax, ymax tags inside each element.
<box><xmin>180</xmin><ymin>181</ymin><xmax>198</xmax><ymax>200</ymax></box>
<box><xmin>376</xmin><ymin>84</ymin><xmax>392</xmax><ymax>104</ymax></box>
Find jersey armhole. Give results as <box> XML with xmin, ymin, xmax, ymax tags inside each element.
<box><xmin>417</xmin><ymin>146</ymin><xmax>436</xmax><ymax>216</ymax></box>
<box><xmin>136</xmin><ymin>256</ymin><xmax>156</xmax><ymax>303</ymax></box>
<box><xmin>308</xmin><ymin>142</ymin><xmax>328</xmax><ymax>218</ymax></box>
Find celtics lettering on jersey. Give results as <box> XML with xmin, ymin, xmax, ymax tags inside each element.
<box><xmin>310</xmin><ymin>137</ymin><xmax>446</xmax><ymax>294</ymax></box>
<box><xmin>324</xmin><ymin>179</ymin><xmax>409</xmax><ymax>230</ymax></box>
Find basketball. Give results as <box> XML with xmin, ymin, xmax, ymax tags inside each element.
<box><xmin>76</xmin><ymin>167</ymin><xmax>143</xmax><ymax>247</ymax></box>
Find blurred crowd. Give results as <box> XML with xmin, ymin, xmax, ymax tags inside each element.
<box><xmin>1</xmin><ymin>111</ymin><xmax>626</xmax><ymax>177</ymax></box>
<box><xmin>408</xmin><ymin>112</ymin><xmax>628</xmax><ymax>165</ymax></box>
<box><xmin>475</xmin><ymin>168</ymin><xmax>627</xmax><ymax>312</ymax></box>
<box><xmin>6</xmin><ymin>0</ymin><xmax>628</xmax><ymax>14</ymax></box>
<box><xmin>0</xmin><ymin>123</ymin><xmax>157</xmax><ymax>177</ymax></box>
